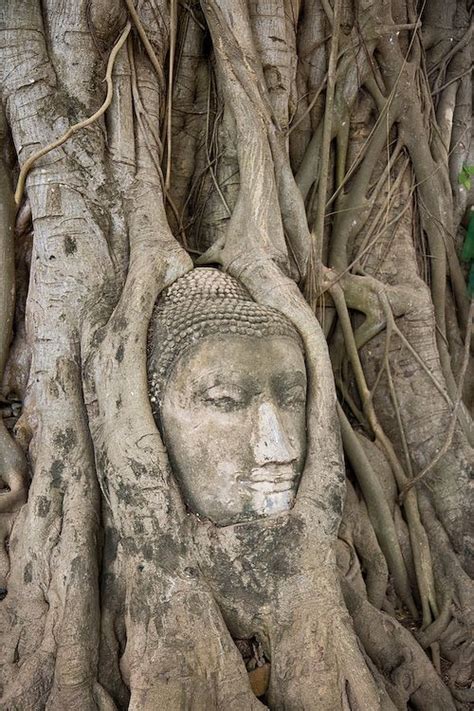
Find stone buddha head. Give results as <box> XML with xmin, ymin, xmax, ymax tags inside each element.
<box><xmin>148</xmin><ymin>268</ymin><xmax>307</xmax><ymax>527</ymax></box>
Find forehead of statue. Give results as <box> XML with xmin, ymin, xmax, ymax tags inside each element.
<box><xmin>163</xmin><ymin>334</ymin><xmax>306</xmax><ymax>396</ymax></box>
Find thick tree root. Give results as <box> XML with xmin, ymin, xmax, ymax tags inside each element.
<box><xmin>343</xmin><ymin>582</ymin><xmax>457</xmax><ymax>711</ymax></box>
<box><xmin>0</xmin><ymin>110</ymin><xmax>28</xmax><ymax>585</ymax></box>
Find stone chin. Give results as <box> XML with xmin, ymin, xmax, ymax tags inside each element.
<box><xmin>196</xmin><ymin>492</ymin><xmax>298</xmax><ymax>528</ymax></box>
<box><xmin>245</xmin><ymin>488</ymin><xmax>298</xmax><ymax>519</ymax></box>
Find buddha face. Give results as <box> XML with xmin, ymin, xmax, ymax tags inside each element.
<box><xmin>160</xmin><ymin>334</ymin><xmax>306</xmax><ymax>526</ymax></box>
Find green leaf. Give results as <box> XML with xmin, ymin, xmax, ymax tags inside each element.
<box><xmin>462</xmin><ymin>213</ymin><xmax>474</xmax><ymax>261</ymax></box>
<box><xmin>458</xmin><ymin>173</ymin><xmax>471</xmax><ymax>190</ymax></box>
<box><xmin>468</xmin><ymin>263</ymin><xmax>474</xmax><ymax>298</ymax></box>
<box><xmin>458</xmin><ymin>165</ymin><xmax>474</xmax><ymax>190</ymax></box>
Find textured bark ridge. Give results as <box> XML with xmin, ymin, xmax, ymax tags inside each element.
<box><xmin>0</xmin><ymin>0</ymin><xmax>472</xmax><ymax>709</ymax></box>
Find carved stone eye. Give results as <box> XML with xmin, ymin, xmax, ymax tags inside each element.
<box><xmin>279</xmin><ymin>385</ymin><xmax>306</xmax><ymax>407</ymax></box>
<box><xmin>202</xmin><ymin>385</ymin><xmax>249</xmax><ymax>410</ymax></box>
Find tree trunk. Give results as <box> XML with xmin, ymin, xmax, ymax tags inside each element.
<box><xmin>0</xmin><ymin>0</ymin><xmax>472</xmax><ymax>709</ymax></box>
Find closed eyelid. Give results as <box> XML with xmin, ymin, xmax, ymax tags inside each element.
<box><xmin>285</xmin><ymin>384</ymin><xmax>305</xmax><ymax>394</ymax></box>
<box><xmin>200</xmin><ymin>384</ymin><xmax>249</xmax><ymax>399</ymax></box>
<box><xmin>280</xmin><ymin>384</ymin><xmax>306</xmax><ymax>400</ymax></box>
<box><xmin>274</xmin><ymin>378</ymin><xmax>306</xmax><ymax>405</ymax></box>
<box><xmin>273</xmin><ymin>372</ymin><xmax>307</xmax><ymax>389</ymax></box>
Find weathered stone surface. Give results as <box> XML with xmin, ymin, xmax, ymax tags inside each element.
<box><xmin>149</xmin><ymin>268</ymin><xmax>306</xmax><ymax>526</ymax></box>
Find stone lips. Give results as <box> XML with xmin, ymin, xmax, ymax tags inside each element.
<box><xmin>147</xmin><ymin>267</ymin><xmax>303</xmax><ymax>412</ymax></box>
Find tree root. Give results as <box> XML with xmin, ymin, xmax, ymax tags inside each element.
<box><xmin>342</xmin><ymin>581</ymin><xmax>457</xmax><ymax>711</ymax></box>
<box><xmin>338</xmin><ymin>405</ymin><xmax>417</xmax><ymax>616</ymax></box>
<box><xmin>400</xmin><ymin>300</ymin><xmax>473</xmax><ymax>499</ymax></box>
<box><xmin>0</xmin><ymin>2</ymin><xmax>471</xmax><ymax>709</ymax></box>
<box><xmin>331</xmin><ymin>281</ymin><xmax>438</xmax><ymax>626</ymax></box>
<box><xmin>0</xmin><ymin>110</ymin><xmax>28</xmax><ymax>585</ymax></box>
<box><xmin>338</xmin><ymin>479</ymin><xmax>389</xmax><ymax>609</ymax></box>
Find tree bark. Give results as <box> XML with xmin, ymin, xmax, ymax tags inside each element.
<box><xmin>0</xmin><ymin>0</ymin><xmax>472</xmax><ymax>708</ymax></box>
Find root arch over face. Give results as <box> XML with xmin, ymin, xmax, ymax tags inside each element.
<box><xmin>0</xmin><ymin>0</ymin><xmax>472</xmax><ymax>709</ymax></box>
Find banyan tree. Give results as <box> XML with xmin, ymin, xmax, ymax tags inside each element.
<box><xmin>0</xmin><ymin>0</ymin><xmax>473</xmax><ymax>709</ymax></box>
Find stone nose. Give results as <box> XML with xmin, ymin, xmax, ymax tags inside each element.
<box><xmin>251</xmin><ymin>400</ymin><xmax>297</xmax><ymax>466</ymax></box>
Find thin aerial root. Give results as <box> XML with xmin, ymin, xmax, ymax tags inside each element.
<box><xmin>165</xmin><ymin>0</ymin><xmax>177</xmax><ymax>190</ymax></box>
<box><xmin>330</xmin><ymin>283</ymin><xmax>438</xmax><ymax>627</ymax></box>
<box><xmin>14</xmin><ymin>21</ymin><xmax>131</xmax><ymax>207</ymax></box>
<box><xmin>123</xmin><ymin>0</ymin><xmax>165</xmax><ymax>87</ymax></box>
<box><xmin>337</xmin><ymin>405</ymin><xmax>417</xmax><ymax>617</ymax></box>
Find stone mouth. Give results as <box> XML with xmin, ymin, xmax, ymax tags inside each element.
<box><xmin>238</xmin><ymin>467</ymin><xmax>297</xmax><ymax>493</ymax></box>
